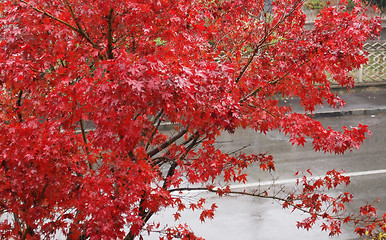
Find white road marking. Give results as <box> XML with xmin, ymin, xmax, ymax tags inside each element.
<box><xmin>229</xmin><ymin>169</ymin><xmax>386</xmax><ymax>189</ymax></box>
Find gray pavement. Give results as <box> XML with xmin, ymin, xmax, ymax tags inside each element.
<box><xmin>147</xmin><ymin>85</ymin><xmax>386</xmax><ymax>240</ymax></box>
<box><xmin>160</xmin><ymin>85</ymin><xmax>386</xmax><ymax>130</ymax></box>
<box><xmin>146</xmin><ymin>113</ymin><xmax>386</xmax><ymax>240</ymax></box>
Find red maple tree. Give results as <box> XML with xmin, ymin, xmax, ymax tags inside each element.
<box><xmin>0</xmin><ymin>0</ymin><xmax>384</xmax><ymax>239</ymax></box>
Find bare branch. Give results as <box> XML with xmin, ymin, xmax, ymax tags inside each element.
<box><xmin>150</xmin><ymin>131</ymin><xmax>199</xmax><ymax>167</ymax></box>
<box><xmin>151</xmin><ymin>156</ymin><xmax>170</xmax><ymax>167</ymax></box>
<box><xmin>168</xmin><ymin>187</ymin><xmax>209</xmax><ymax>193</ymax></box>
<box><xmin>106</xmin><ymin>8</ymin><xmax>114</xmax><ymax>59</ymax></box>
<box><xmin>168</xmin><ymin>187</ymin><xmax>346</xmax><ymax>221</ymax></box>
<box><xmin>16</xmin><ymin>90</ymin><xmax>23</xmax><ymax>122</ymax></box>
<box><xmin>147</xmin><ymin>128</ymin><xmax>188</xmax><ymax>158</ymax></box>
<box><xmin>153</xmin><ymin>135</ymin><xmax>201</xmax><ymax>201</ymax></box>
<box><xmin>132</xmin><ymin>111</ymin><xmax>142</xmax><ymax>121</ymax></box>
<box><xmin>235</xmin><ymin>41</ymin><xmax>265</xmax><ymax>84</ymax></box>
<box><xmin>240</xmin><ymin>87</ymin><xmax>262</xmax><ymax>103</ymax></box>
<box><xmin>227</xmin><ymin>144</ymin><xmax>251</xmax><ymax>155</ymax></box>
<box><xmin>162</xmin><ymin>132</ymin><xmax>200</xmax><ymax>189</ymax></box>
<box><xmin>79</xmin><ymin>119</ymin><xmax>88</xmax><ymax>146</ymax></box>
<box><xmin>180</xmin><ymin>131</ymin><xmax>200</xmax><ymax>160</ymax></box>
<box><xmin>79</xmin><ymin>119</ymin><xmax>92</xmax><ymax>169</ymax></box>
<box><xmin>145</xmin><ymin>109</ymin><xmax>164</xmax><ymax>151</ymax></box>
<box><xmin>21</xmin><ymin>226</ymin><xmax>31</xmax><ymax>240</ymax></box>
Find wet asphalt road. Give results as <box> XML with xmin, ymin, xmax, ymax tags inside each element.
<box><xmin>145</xmin><ymin>113</ymin><xmax>386</xmax><ymax>240</ymax></box>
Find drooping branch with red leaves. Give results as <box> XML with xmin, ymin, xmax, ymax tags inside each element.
<box><xmin>0</xmin><ymin>0</ymin><xmax>384</xmax><ymax>239</ymax></box>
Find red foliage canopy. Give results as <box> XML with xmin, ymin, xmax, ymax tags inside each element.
<box><xmin>0</xmin><ymin>0</ymin><xmax>383</xmax><ymax>239</ymax></box>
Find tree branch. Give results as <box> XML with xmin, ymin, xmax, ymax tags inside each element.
<box><xmin>79</xmin><ymin>119</ymin><xmax>88</xmax><ymax>146</ymax></box>
<box><xmin>106</xmin><ymin>8</ymin><xmax>114</xmax><ymax>59</ymax></box>
<box><xmin>20</xmin><ymin>0</ymin><xmax>76</xmax><ymax>30</ymax></box>
<box><xmin>180</xmin><ymin>131</ymin><xmax>200</xmax><ymax>160</ymax></box>
<box><xmin>235</xmin><ymin>1</ymin><xmax>304</xmax><ymax>84</ymax></box>
<box><xmin>145</xmin><ymin>109</ymin><xmax>164</xmax><ymax>151</ymax></box>
<box><xmin>150</xmin><ymin>156</ymin><xmax>170</xmax><ymax>167</ymax></box>
<box><xmin>240</xmin><ymin>57</ymin><xmax>311</xmax><ymax>103</ymax></box>
<box><xmin>62</xmin><ymin>0</ymin><xmax>99</xmax><ymax>50</ymax></box>
<box><xmin>168</xmin><ymin>187</ymin><xmax>347</xmax><ymax>221</ymax></box>
<box><xmin>16</xmin><ymin>90</ymin><xmax>23</xmax><ymax>122</ymax></box>
<box><xmin>235</xmin><ymin>41</ymin><xmax>264</xmax><ymax>84</ymax></box>
<box><xmin>21</xmin><ymin>226</ymin><xmax>31</xmax><ymax>240</ymax></box>
<box><xmin>162</xmin><ymin>132</ymin><xmax>200</xmax><ymax>189</ymax></box>
<box><xmin>239</xmin><ymin>87</ymin><xmax>262</xmax><ymax>103</ymax></box>
<box><xmin>79</xmin><ymin>119</ymin><xmax>92</xmax><ymax>169</ymax></box>
<box><xmin>147</xmin><ymin>128</ymin><xmax>188</xmax><ymax>158</ymax></box>
<box><xmin>223</xmin><ymin>189</ymin><xmax>340</xmax><ymax>220</ymax></box>
<box><xmin>124</xmin><ymin>132</ymin><xmax>200</xmax><ymax>240</ymax></box>
<box><xmin>20</xmin><ymin>0</ymin><xmax>99</xmax><ymax>50</ymax></box>
<box><xmin>227</xmin><ymin>144</ymin><xmax>251</xmax><ymax>155</ymax></box>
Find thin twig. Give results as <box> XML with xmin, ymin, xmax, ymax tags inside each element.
<box><xmin>227</xmin><ymin>144</ymin><xmax>251</xmax><ymax>155</ymax></box>
<box><xmin>235</xmin><ymin>0</ymin><xmax>304</xmax><ymax>84</ymax></box>
<box><xmin>240</xmin><ymin>56</ymin><xmax>311</xmax><ymax>103</ymax></box>
<box><xmin>63</xmin><ymin>0</ymin><xmax>99</xmax><ymax>49</ymax></box>
<box><xmin>20</xmin><ymin>0</ymin><xmax>99</xmax><ymax>50</ymax></box>
<box><xmin>168</xmin><ymin>187</ymin><xmax>347</xmax><ymax>221</ymax></box>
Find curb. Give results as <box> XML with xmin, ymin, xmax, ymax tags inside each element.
<box><xmin>331</xmin><ymin>82</ymin><xmax>386</xmax><ymax>92</ymax></box>
<box><xmin>158</xmin><ymin>108</ymin><xmax>386</xmax><ymax>130</ymax></box>
<box><xmin>310</xmin><ymin>107</ymin><xmax>386</xmax><ymax>118</ymax></box>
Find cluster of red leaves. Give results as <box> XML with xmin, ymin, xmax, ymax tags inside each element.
<box><xmin>0</xmin><ymin>0</ymin><xmax>383</xmax><ymax>239</ymax></box>
<box><xmin>289</xmin><ymin>170</ymin><xmax>353</xmax><ymax>236</ymax></box>
<box><xmin>161</xmin><ymin>224</ymin><xmax>204</xmax><ymax>240</ymax></box>
<box><xmin>354</xmin><ymin>205</ymin><xmax>386</xmax><ymax>237</ymax></box>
